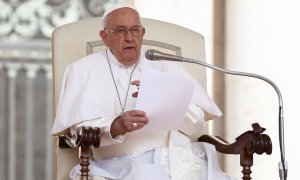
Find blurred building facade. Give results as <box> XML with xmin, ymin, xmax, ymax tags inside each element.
<box><xmin>0</xmin><ymin>0</ymin><xmax>126</xmax><ymax>179</ymax></box>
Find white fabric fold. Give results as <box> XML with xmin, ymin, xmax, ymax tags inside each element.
<box><xmin>70</xmin><ymin>141</ymin><xmax>236</xmax><ymax>180</ymax></box>
<box><xmin>70</xmin><ymin>148</ymin><xmax>170</xmax><ymax>180</ymax></box>
<box><xmin>194</xmin><ymin>143</ymin><xmax>237</xmax><ymax>180</ymax></box>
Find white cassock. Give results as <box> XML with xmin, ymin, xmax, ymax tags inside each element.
<box><xmin>52</xmin><ymin>48</ymin><xmax>236</xmax><ymax>180</ymax></box>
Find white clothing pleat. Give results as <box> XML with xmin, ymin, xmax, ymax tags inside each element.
<box><xmin>192</xmin><ymin>142</ymin><xmax>237</xmax><ymax>180</ymax></box>
<box><xmin>70</xmin><ymin>143</ymin><xmax>236</xmax><ymax>180</ymax></box>
<box><xmin>70</xmin><ymin>148</ymin><xmax>170</xmax><ymax>180</ymax></box>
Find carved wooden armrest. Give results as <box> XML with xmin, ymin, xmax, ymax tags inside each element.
<box><xmin>59</xmin><ymin>127</ymin><xmax>101</xmax><ymax>180</ymax></box>
<box><xmin>198</xmin><ymin>123</ymin><xmax>272</xmax><ymax>180</ymax></box>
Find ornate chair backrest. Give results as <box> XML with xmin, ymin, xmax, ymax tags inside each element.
<box><xmin>52</xmin><ymin>17</ymin><xmax>208</xmax><ymax>179</ymax></box>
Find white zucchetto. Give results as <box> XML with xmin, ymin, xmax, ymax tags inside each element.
<box><xmin>102</xmin><ymin>3</ymin><xmax>138</xmax><ymax>23</ymax></box>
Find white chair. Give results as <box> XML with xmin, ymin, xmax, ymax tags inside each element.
<box><xmin>52</xmin><ymin>17</ymin><xmax>272</xmax><ymax>180</ymax></box>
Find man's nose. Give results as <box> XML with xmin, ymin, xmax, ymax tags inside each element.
<box><xmin>124</xmin><ymin>30</ymin><xmax>134</xmax><ymax>41</ymax></box>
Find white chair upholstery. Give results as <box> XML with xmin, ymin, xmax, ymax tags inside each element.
<box><xmin>52</xmin><ymin>17</ymin><xmax>208</xmax><ymax>180</ymax></box>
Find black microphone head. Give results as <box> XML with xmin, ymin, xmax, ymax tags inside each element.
<box><xmin>145</xmin><ymin>49</ymin><xmax>182</xmax><ymax>61</ymax></box>
<box><xmin>145</xmin><ymin>49</ymin><xmax>156</xmax><ymax>60</ymax></box>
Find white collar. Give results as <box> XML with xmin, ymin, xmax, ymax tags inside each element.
<box><xmin>107</xmin><ymin>48</ymin><xmax>142</xmax><ymax>70</ymax></box>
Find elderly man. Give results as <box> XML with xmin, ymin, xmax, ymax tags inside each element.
<box><xmin>52</xmin><ymin>3</ymin><xmax>234</xmax><ymax>180</ymax></box>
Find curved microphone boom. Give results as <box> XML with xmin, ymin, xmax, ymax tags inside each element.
<box><xmin>145</xmin><ymin>49</ymin><xmax>287</xmax><ymax>180</ymax></box>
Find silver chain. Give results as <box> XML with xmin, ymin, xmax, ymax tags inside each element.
<box><xmin>105</xmin><ymin>49</ymin><xmax>140</xmax><ymax>115</ymax></box>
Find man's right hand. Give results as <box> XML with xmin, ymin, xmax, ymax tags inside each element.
<box><xmin>111</xmin><ymin>110</ymin><xmax>148</xmax><ymax>138</ymax></box>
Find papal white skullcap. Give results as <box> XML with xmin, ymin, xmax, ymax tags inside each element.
<box><xmin>102</xmin><ymin>3</ymin><xmax>138</xmax><ymax>23</ymax></box>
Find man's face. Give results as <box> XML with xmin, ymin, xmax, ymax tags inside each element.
<box><xmin>100</xmin><ymin>8</ymin><xmax>145</xmax><ymax>66</ymax></box>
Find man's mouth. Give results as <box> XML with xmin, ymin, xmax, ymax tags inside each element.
<box><xmin>124</xmin><ymin>46</ymin><xmax>135</xmax><ymax>50</ymax></box>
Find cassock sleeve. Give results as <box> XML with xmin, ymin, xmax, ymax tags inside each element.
<box><xmin>51</xmin><ymin>65</ymin><xmax>82</xmax><ymax>135</ymax></box>
<box><xmin>52</xmin><ymin>64</ymin><xmax>125</xmax><ymax>146</ymax></box>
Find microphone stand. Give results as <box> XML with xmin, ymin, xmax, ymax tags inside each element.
<box><xmin>146</xmin><ymin>50</ymin><xmax>287</xmax><ymax>180</ymax></box>
<box><xmin>181</xmin><ymin>57</ymin><xmax>287</xmax><ymax>179</ymax></box>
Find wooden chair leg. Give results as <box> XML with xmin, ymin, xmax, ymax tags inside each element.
<box><xmin>241</xmin><ymin>148</ymin><xmax>253</xmax><ymax>180</ymax></box>
<box><xmin>80</xmin><ymin>146</ymin><xmax>91</xmax><ymax>180</ymax></box>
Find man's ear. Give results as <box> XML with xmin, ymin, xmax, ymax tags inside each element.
<box><xmin>99</xmin><ymin>30</ymin><xmax>109</xmax><ymax>47</ymax></box>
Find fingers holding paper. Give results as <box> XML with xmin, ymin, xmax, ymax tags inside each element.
<box><xmin>111</xmin><ymin>110</ymin><xmax>148</xmax><ymax>136</ymax></box>
<box><xmin>131</xmin><ymin>80</ymin><xmax>140</xmax><ymax>98</ymax></box>
<box><xmin>122</xmin><ymin>110</ymin><xmax>148</xmax><ymax>132</ymax></box>
<box><xmin>111</xmin><ymin>110</ymin><xmax>148</xmax><ymax>137</ymax></box>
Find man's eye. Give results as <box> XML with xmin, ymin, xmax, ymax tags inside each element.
<box><xmin>131</xmin><ymin>28</ymin><xmax>140</xmax><ymax>33</ymax></box>
<box><xmin>115</xmin><ymin>28</ymin><xmax>126</xmax><ymax>34</ymax></box>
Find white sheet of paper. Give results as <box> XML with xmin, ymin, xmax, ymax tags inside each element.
<box><xmin>135</xmin><ymin>68</ymin><xmax>195</xmax><ymax>131</ymax></box>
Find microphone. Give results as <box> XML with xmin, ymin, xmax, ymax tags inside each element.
<box><xmin>145</xmin><ymin>49</ymin><xmax>287</xmax><ymax>180</ymax></box>
<box><xmin>145</xmin><ymin>49</ymin><xmax>183</xmax><ymax>61</ymax></box>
